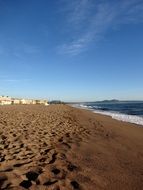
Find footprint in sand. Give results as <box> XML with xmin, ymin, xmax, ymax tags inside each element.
<box><xmin>0</xmin><ymin>174</ymin><xmax>11</xmax><ymax>189</ymax></box>
<box><xmin>70</xmin><ymin>180</ymin><xmax>80</xmax><ymax>189</ymax></box>
<box><xmin>19</xmin><ymin>180</ymin><xmax>32</xmax><ymax>189</ymax></box>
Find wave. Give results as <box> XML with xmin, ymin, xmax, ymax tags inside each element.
<box><xmin>93</xmin><ymin>110</ymin><xmax>143</xmax><ymax>126</ymax></box>
<box><xmin>73</xmin><ymin>104</ymin><xmax>101</xmax><ymax>110</ymax></box>
<box><xmin>72</xmin><ymin>104</ymin><xmax>93</xmax><ymax>109</ymax></box>
<box><xmin>72</xmin><ymin>104</ymin><xmax>143</xmax><ymax>126</ymax></box>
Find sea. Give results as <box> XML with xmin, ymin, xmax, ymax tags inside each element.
<box><xmin>72</xmin><ymin>101</ymin><xmax>143</xmax><ymax>126</ymax></box>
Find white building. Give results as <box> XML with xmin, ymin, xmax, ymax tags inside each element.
<box><xmin>20</xmin><ymin>99</ymin><xmax>37</xmax><ymax>105</ymax></box>
<box><xmin>35</xmin><ymin>99</ymin><xmax>48</xmax><ymax>105</ymax></box>
<box><xmin>0</xmin><ymin>96</ymin><xmax>12</xmax><ymax>105</ymax></box>
<box><xmin>11</xmin><ymin>99</ymin><xmax>21</xmax><ymax>105</ymax></box>
<box><xmin>0</xmin><ymin>95</ymin><xmax>48</xmax><ymax>106</ymax></box>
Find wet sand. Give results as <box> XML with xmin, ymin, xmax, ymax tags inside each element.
<box><xmin>0</xmin><ymin>104</ymin><xmax>143</xmax><ymax>190</ymax></box>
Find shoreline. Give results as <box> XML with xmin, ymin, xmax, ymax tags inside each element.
<box><xmin>0</xmin><ymin>104</ymin><xmax>143</xmax><ymax>189</ymax></box>
<box><xmin>71</xmin><ymin>104</ymin><xmax>143</xmax><ymax>126</ymax></box>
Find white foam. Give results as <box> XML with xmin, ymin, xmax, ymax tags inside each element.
<box><xmin>93</xmin><ymin>110</ymin><xmax>143</xmax><ymax>126</ymax></box>
<box><xmin>72</xmin><ymin>104</ymin><xmax>91</xmax><ymax>109</ymax></box>
<box><xmin>80</xmin><ymin>104</ymin><xmax>89</xmax><ymax>108</ymax></box>
<box><xmin>72</xmin><ymin>104</ymin><xmax>143</xmax><ymax>126</ymax></box>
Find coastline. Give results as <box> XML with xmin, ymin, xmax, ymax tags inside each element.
<box><xmin>72</xmin><ymin>104</ymin><xmax>143</xmax><ymax>126</ymax></box>
<box><xmin>0</xmin><ymin>104</ymin><xmax>143</xmax><ymax>189</ymax></box>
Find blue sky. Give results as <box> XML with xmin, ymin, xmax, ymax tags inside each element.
<box><xmin>0</xmin><ymin>0</ymin><xmax>143</xmax><ymax>101</ymax></box>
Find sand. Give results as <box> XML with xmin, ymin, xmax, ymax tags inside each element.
<box><xmin>0</xmin><ymin>104</ymin><xmax>143</xmax><ymax>190</ymax></box>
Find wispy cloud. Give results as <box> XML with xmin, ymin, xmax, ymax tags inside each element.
<box><xmin>59</xmin><ymin>0</ymin><xmax>143</xmax><ymax>56</ymax></box>
<box><xmin>0</xmin><ymin>77</ymin><xmax>31</xmax><ymax>83</ymax></box>
<box><xmin>0</xmin><ymin>43</ymin><xmax>40</xmax><ymax>58</ymax></box>
<box><xmin>66</xmin><ymin>0</ymin><xmax>91</xmax><ymax>26</ymax></box>
<box><xmin>12</xmin><ymin>43</ymin><xmax>40</xmax><ymax>59</ymax></box>
<box><xmin>1</xmin><ymin>79</ymin><xmax>21</xmax><ymax>82</ymax></box>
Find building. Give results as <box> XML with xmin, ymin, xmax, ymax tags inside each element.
<box><xmin>20</xmin><ymin>99</ymin><xmax>35</xmax><ymax>105</ymax></box>
<box><xmin>0</xmin><ymin>96</ymin><xmax>12</xmax><ymax>105</ymax></box>
<box><xmin>32</xmin><ymin>100</ymin><xmax>36</xmax><ymax>104</ymax></box>
<box><xmin>11</xmin><ymin>99</ymin><xmax>21</xmax><ymax>105</ymax></box>
<box><xmin>35</xmin><ymin>99</ymin><xmax>48</xmax><ymax>105</ymax></box>
<box><xmin>0</xmin><ymin>95</ymin><xmax>48</xmax><ymax>106</ymax></box>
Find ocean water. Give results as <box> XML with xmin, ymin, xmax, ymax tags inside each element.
<box><xmin>73</xmin><ymin>101</ymin><xmax>143</xmax><ymax>126</ymax></box>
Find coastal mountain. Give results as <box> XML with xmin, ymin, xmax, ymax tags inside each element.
<box><xmin>67</xmin><ymin>100</ymin><xmax>120</xmax><ymax>104</ymax></box>
<box><xmin>96</xmin><ymin>99</ymin><xmax>120</xmax><ymax>103</ymax></box>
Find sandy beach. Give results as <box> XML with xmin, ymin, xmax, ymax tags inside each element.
<box><xmin>0</xmin><ymin>104</ymin><xmax>143</xmax><ymax>190</ymax></box>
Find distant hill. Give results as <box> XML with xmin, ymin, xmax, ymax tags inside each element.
<box><xmin>95</xmin><ymin>99</ymin><xmax>120</xmax><ymax>103</ymax></box>
<box><xmin>67</xmin><ymin>99</ymin><xmax>120</xmax><ymax>104</ymax></box>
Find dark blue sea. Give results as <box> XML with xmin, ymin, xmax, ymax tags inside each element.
<box><xmin>73</xmin><ymin>101</ymin><xmax>143</xmax><ymax>126</ymax></box>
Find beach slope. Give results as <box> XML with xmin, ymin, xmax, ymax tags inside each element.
<box><xmin>0</xmin><ymin>105</ymin><xmax>143</xmax><ymax>189</ymax></box>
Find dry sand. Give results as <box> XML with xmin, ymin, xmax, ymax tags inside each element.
<box><xmin>0</xmin><ymin>104</ymin><xmax>143</xmax><ymax>190</ymax></box>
